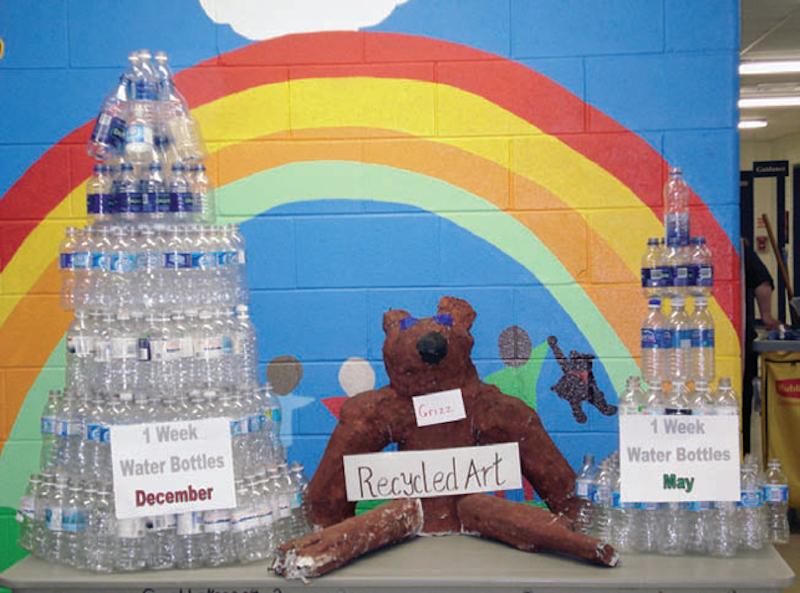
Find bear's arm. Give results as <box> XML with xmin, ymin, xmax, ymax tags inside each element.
<box><xmin>473</xmin><ymin>383</ymin><xmax>581</xmax><ymax>520</ymax></box>
<box><xmin>305</xmin><ymin>387</ymin><xmax>397</xmax><ymax>528</ymax></box>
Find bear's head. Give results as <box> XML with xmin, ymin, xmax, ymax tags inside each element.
<box><xmin>382</xmin><ymin>296</ymin><xmax>479</xmax><ymax>397</ymax></box>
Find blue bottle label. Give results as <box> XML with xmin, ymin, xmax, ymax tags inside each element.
<box><xmin>674</xmin><ymin>329</ymin><xmax>693</xmax><ymax>349</ymax></box>
<box><xmin>170</xmin><ymin>191</ymin><xmax>193</xmax><ymax>213</ymax></box>
<box><xmin>116</xmin><ymin>190</ymin><xmax>142</xmax><ymax>214</ymax></box>
<box><xmin>640</xmin><ymin>501</ymin><xmax>661</xmax><ymax>511</ymax></box>
<box><xmin>72</xmin><ymin>252</ymin><xmax>90</xmax><ymax>270</ymax></box>
<box><xmin>665</xmin><ymin>212</ymin><xmax>690</xmax><ymax>247</ymax></box>
<box><xmin>691</xmin><ymin>328</ymin><xmax>714</xmax><ymax>348</ymax></box>
<box><xmin>658</xmin><ymin>328</ymin><xmax>672</xmax><ymax>348</ymax></box>
<box><xmin>41</xmin><ymin>416</ymin><xmax>55</xmax><ymax>435</ymax></box>
<box><xmin>141</xmin><ymin>191</ymin><xmax>159</xmax><ymax>213</ymax></box>
<box><xmin>59</xmin><ymin>253</ymin><xmax>73</xmax><ymax>270</ymax></box>
<box><xmin>687</xmin><ymin>501</ymin><xmax>712</xmax><ymax>511</ymax></box>
<box><xmin>642</xmin><ymin>267</ymin><xmax>657</xmax><ymax>288</ymax></box>
<box><xmin>86</xmin><ymin>423</ymin><xmax>106</xmax><ymax>442</ymax></box>
<box><xmin>109</xmin><ymin>253</ymin><xmax>137</xmax><ymax>273</ymax></box>
<box><xmin>739</xmin><ymin>489</ymin><xmax>763</xmax><ymax>508</ymax></box>
<box><xmin>575</xmin><ymin>479</ymin><xmax>594</xmax><ymax>499</ymax></box>
<box><xmin>247</xmin><ymin>414</ymin><xmax>263</xmax><ymax>433</ymax></box>
<box><xmin>641</xmin><ymin>328</ymin><xmax>657</xmax><ymax>349</ymax></box>
<box><xmin>90</xmin><ymin>252</ymin><xmax>110</xmax><ymax>271</ymax></box>
<box><xmin>164</xmin><ymin>252</ymin><xmax>193</xmax><ymax>269</ymax></box>
<box><xmin>763</xmin><ymin>484</ymin><xmax>789</xmax><ymax>503</ymax></box>
<box><xmin>61</xmin><ymin>508</ymin><xmax>87</xmax><ymax>533</ymax></box>
<box><xmin>91</xmin><ymin>113</ymin><xmax>126</xmax><ymax>149</ymax></box>
<box><xmin>657</xmin><ymin>265</ymin><xmax>673</xmax><ymax>287</ymax></box>
<box><xmin>230</xmin><ymin>418</ymin><xmax>249</xmax><ymax>437</ymax></box>
<box><xmin>87</xmin><ymin>193</ymin><xmax>114</xmax><ymax>215</ymax></box>
<box><xmin>697</xmin><ymin>264</ymin><xmax>713</xmax><ymax>287</ymax></box>
<box><xmin>190</xmin><ymin>252</ymin><xmax>216</xmax><ymax>270</ymax></box>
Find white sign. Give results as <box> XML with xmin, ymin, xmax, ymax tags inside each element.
<box><xmin>412</xmin><ymin>388</ymin><xmax>466</xmax><ymax>427</ymax></box>
<box><xmin>619</xmin><ymin>414</ymin><xmax>740</xmax><ymax>502</ymax></box>
<box><xmin>343</xmin><ymin>442</ymin><xmax>521</xmax><ymax>501</ymax></box>
<box><xmin>110</xmin><ymin>417</ymin><xmax>237</xmax><ymax>519</ymax></box>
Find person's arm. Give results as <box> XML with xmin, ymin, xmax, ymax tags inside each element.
<box><xmin>754</xmin><ymin>281</ymin><xmax>781</xmax><ymax>330</ymax></box>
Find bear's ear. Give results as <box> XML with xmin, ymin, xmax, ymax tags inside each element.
<box><xmin>383</xmin><ymin>308</ymin><xmax>411</xmax><ymax>334</ymax></box>
<box><xmin>437</xmin><ymin>296</ymin><xmax>476</xmax><ymax>330</ymax></box>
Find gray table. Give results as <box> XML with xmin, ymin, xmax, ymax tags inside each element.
<box><xmin>0</xmin><ymin>535</ymin><xmax>795</xmax><ymax>593</ymax></box>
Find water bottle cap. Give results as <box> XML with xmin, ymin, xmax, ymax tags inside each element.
<box><xmin>154</xmin><ymin>50</ymin><xmax>168</xmax><ymax>61</ymax></box>
<box><xmin>647</xmin><ymin>237</ymin><xmax>659</xmax><ymax>246</ymax></box>
<box><xmin>648</xmin><ymin>298</ymin><xmax>662</xmax><ymax>307</ymax></box>
<box><xmin>137</xmin><ymin>49</ymin><xmax>152</xmax><ymax>60</ymax></box>
<box><xmin>120</xmin><ymin>162</ymin><xmax>134</xmax><ymax>171</ymax></box>
<box><xmin>148</xmin><ymin>161</ymin><xmax>162</xmax><ymax>171</ymax></box>
<box><xmin>695</xmin><ymin>296</ymin><xmax>708</xmax><ymax>306</ymax></box>
<box><xmin>668</xmin><ymin>166</ymin><xmax>683</xmax><ymax>176</ymax></box>
<box><xmin>672</xmin><ymin>296</ymin><xmax>685</xmax><ymax>306</ymax></box>
<box><xmin>171</xmin><ymin>162</ymin><xmax>186</xmax><ymax>172</ymax></box>
<box><xmin>718</xmin><ymin>377</ymin><xmax>732</xmax><ymax>388</ymax></box>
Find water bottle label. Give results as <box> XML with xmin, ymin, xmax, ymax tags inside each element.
<box><xmin>640</xmin><ymin>502</ymin><xmax>661</xmax><ymax>511</ymax></box>
<box><xmin>764</xmin><ymin>484</ymin><xmax>789</xmax><ymax>503</ymax></box>
<box><xmin>278</xmin><ymin>500</ymin><xmax>291</xmax><ymax>519</ymax></box>
<box><xmin>110</xmin><ymin>253</ymin><xmax>138</xmax><ymax>274</ymax></box>
<box><xmin>222</xmin><ymin>335</ymin><xmax>233</xmax><ymax>355</ymax></box>
<box><xmin>641</xmin><ymin>267</ymin><xmax>655</xmax><ymax>288</ymax></box>
<box><xmin>59</xmin><ymin>253</ymin><xmax>74</xmax><ymax>270</ymax></box>
<box><xmin>66</xmin><ymin>335</ymin><xmax>93</xmax><ymax>356</ymax></box>
<box><xmin>265</xmin><ymin>407</ymin><xmax>282</xmax><ymax>424</ymax></box>
<box><xmin>664</xmin><ymin>407</ymin><xmax>692</xmax><ymax>416</ymax></box>
<box><xmin>697</xmin><ymin>264</ymin><xmax>713</xmax><ymax>287</ymax></box>
<box><xmin>215</xmin><ymin>251</ymin><xmax>228</xmax><ymax>267</ymax></box>
<box><xmin>17</xmin><ymin>496</ymin><xmax>34</xmax><ymax>522</ymax></box>
<box><xmin>611</xmin><ymin>491</ymin><xmax>621</xmax><ymax>509</ymax></box>
<box><xmin>61</xmin><ymin>508</ymin><xmax>87</xmax><ymax>533</ymax></box>
<box><xmin>148</xmin><ymin>338</ymin><xmax>183</xmax><ymax>362</ymax></box>
<box><xmin>673</xmin><ymin>329</ymin><xmax>692</xmax><ymax>350</ymax></box>
<box><xmin>111</xmin><ymin>337</ymin><xmax>138</xmax><ymax>359</ymax></box>
<box><xmin>157</xmin><ymin>191</ymin><xmax>172</xmax><ymax>213</ymax></box>
<box><xmin>125</xmin><ymin>122</ymin><xmax>154</xmax><ymax>147</ymax></box>
<box><xmin>86</xmin><ymin>422</ymin><xmax>107</xmax><ymax>442</ymax></box>
<box><xmin>196</xmin><ymin>336</ymin><xmax>225</xmax><ymax>359</ymax></box>
<box><xmin>576</xmin><ymin>479</ymin><xmax>594</xmax><ymax>499</ymax></box>
<box><xmin>87</xmin><ymin>192</ymin><xmax>115</xmax><ymax>215</ymax></box>
<box><xmin>117</xmin><ymin>517</ymin><xmax>145</xmax><ymax>538</ymax></box>
<box><xmin>230</xmin><ymin>418</ymin><xmax>249</xmax><ymax>437</ymax></box>
<box><xmin>91</xmin><ymin>252</ymin><xmax>111</xmax><ymax>271</ymax></box>
<box><xmin>140</xmin><ymin>191</ymin><xmax>159</xmax><ymax>214</ymax></box>
<box><xmin>657</xmin><ymin>265</ymin><xmax>674</xmax><ymax>287</ymax></box>
<box><xmin>620</xmin><ymin>501</ymin><xmax>638</xmax><ymax>510</ymax></box>
<box><xmin>591</xmin><ymin>485</ymin><xmax>610</xmax><ymax>504</ymax></box>
<box><xmin>41</xmin><ymin>416</ymin><xmax>55</xmax><ymax>435</ymax></box>
<box><xmin>674</xmin><ymin>265</ymin><xmax>691</xmax><ymax>287</ymax></box>
<box><xmin>55</xmin><ymin>419</ymin><xmax>82</xmax><ymax>437</ymax></box>
<box><xmin>691</xmin><ymin>329</ymin><xmax>714</xmax><ymax>349</ymax></box>
<box><xmin>231</xmin><ymin>507</ymin><xmax>259</xmax><ymax>533</ymax></box>
<box><xmin>45</xmin><ymin>507</ymin><xmax>63</xmax><ymax>531</ymax></box>
<box><xmin>100</xmin><ymin>426</ymin><xmax>111</xmax><ymax>444</ymax></box>
<box><xmin>259</xmin><ymin>506</ymin><xmax>274</xmax><ymax>527</ymax></box>
<box><xmin>665</xmin><ymin>212</ymin><xmax>690</xmax><ymax>247</ymax></box>
<box><xmin>238</xmin><ymin>249</ymin><xmax>246</xmax><ymax>265</ymax></box>
<box><xmin>72</xmin><ymin>252</ymin><xmax>90</xmax><ymax>269</ymax></box>
<box><xmin>181</xmin><ymin>337</ymin><xmax>195</xmax><ymax>358</ymax></box>
<box><xmin>91</xmin><ymin>113</ymin><xmax>127</xmax><ymax>149</ymax></box>
<box><xmin>116</xmin><ymin>190</ymin><xmax>143</xmax><ymax>214</ymax></box>
<box><xmin>247</xmin><ymin>414</ymin><xmax>263</xmax><ymax>433</ymax></box>
<box><xmin>190</xmin><ymin>252</ymin><xmax>216</xmax><ymax>270</ymax></box>
<box><xmin>170</xmin><ymin>191</ymin><xmax>194</xmax><ymax>213</ymax></box>
<box><xmin>164</xmin><ymin>252</ymin><xmax>193</xmax><ymax>269</ymax></box>
<box><xmin>94</xmin><ymin>339</ymin><xmax>112</xmax><ymax>362</ymax></box>
<box><xmin>138</xmin><ymin>338</ymin><xmax>151</xmax><ymax>361</ymax></box>
<box><xmin>147</xmin><ymin>514</ymin><xmax>177</xmax><ymax>531</ymax></box>
<box><xmin>641</xmin><ymin>328</ymin><xmax>657</xmax><ymax>349</ymax></box>
<box><xmin>292</xmin><ymin>492</ymin><xmax>303</xmax><ymax>509</ymax></box>
<box><xmin>176</xmin><ymin>511</ymin><xmax>204</xmax><ymax>535</ymax></box>
<box><xmin>687</xmin><ymin>501</ymin><xmax>712</xmax><ymax>511</ymax></box>
<box><xmin>136</xmin><ymin>252</ymin><xmax>161</xmax><ymax>271</ymax></box>
<box><xmin>739</xmin><ymin>489</ymin><xmax>763</xmax><ymax>508</ymax></box>
<box><xmin>203</xmin><ymin>509</ymin><xmax>231</xmax><ymax>533</ymax></box>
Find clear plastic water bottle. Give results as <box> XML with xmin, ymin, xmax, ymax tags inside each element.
<box><xmin>169</xmin><ymin>163</ymin><xmax>194</xmax><ymax>222</ymax></box>
<box><xmin>289</xmin><ymin>462</ymin><xmax>311</xmax><ymax>539</ymax></box>
<box><xmin>689</xmin><ymin>296</ymin><xmax>715</xmax><ymax>383</ymax></box>
<box><xmin>114</xmin><ymin>514</ymin><xmax>147</xmax><ymax>571</ymax></box>
<box><xmin>84</xmin><ymin>484</ymin><xmax>116</xmax><ymax>572</ymax></box>
<box><xmin>640</xmin><ymin>299</ymin><xmax>670</xmax><ymax>387</ymax></box>
<box><xmin>619</xmin><ymin>376</ymin><xmax>646</xmax><ymax>416</ymax></box>
<box><xmin>664</xmin><ymin>167</ymin><xmax>690</xmax><ymax>249</ymax></box>
<box><xmin>668</xmin><ymin>297</ymin><xmax>692</xmax><ymax>381</ymax></box>
<box><xmin>739</xmin><ymin>460</ymin><xmax>766</xmax><ymax>550</ymax></box>
<box><xmin>86</xmin><ymin>164</ymin><xmax>115</xmax><ymax>225</ymax></box>
<box><xmin>17</xmin><ymin>475</ymin><xmax>41</xmax><ymax>552</ymax></box>
<box><xmin>33</xmin><ymin>474</ymin><xmax>55</xmax><ymax>558</ymax></box>
<box><xmin>175</xmin><ymin>509</ymin><xmax>206</xmax><ymax>569</ymax></box>
<box><xmin>59</xmin><ymin>227</ymin><xmax>78</xmax><ymax>309</ymax></box>
<box><xmin>124</xmin><ymin>51</ymin><xmax>158</xmax><ymax>166</ymax></box>
<box><xmin>154</xmin><ymin>51</ymin><xmax>206</xmax><ymax>163</ymax></box>
<box><xmin>203</xmin><ymin>505</ymin><xmax>234</xmax><ymax>567</ymax></box>
<box><xmin>72</xmin><ymin>227</ymin><xmax>94</xmax><ymax>310</ymax></box>
<box><xmin>590</xmin><ymin>459</ymin><xmax>613</xmax><ymax>542</ymax></box>
<box><xmin>145</xmin><ymin>512</ymin><xmax>177</xmax><ymax>570</ymax></box>
<box><xmin>689</xmin><ymin>236</ymin><xmax>714</xmax><ymax>297</ymax></box>
<box><xmin>232</xmin><ymin>479</ymin><xmax>264</xmax><ymax>563</ymax></box>
<box><xmin>88</xmin><ymin>74</ymin><xmax>129</xmax><ymax>161</ymax></box>
<box><xmin>140</xmin><ymin>161</ymin><xmax>166</xmax><ymax>221</ymax></box>
<box><xmin>641</xmin><ymin>238</ymin><xmax>661</xmax><ymax>297</ymax></box>
<box><xmin>610</xmin><ymin>461</ymin><xmax>640</xmax><ymax>553</ymax></box>
<box><xmin>190</xmin><ymin>163</ymin><xmax>215</xmax><ymax>222</ymax></box>
<box><xmin>39</xmin><ymin>390</ymin><xmax>61</xmax><ymax>472</ymax></box>
<box><xmin>195</xmin><ymin>309</ymin><xmax>227</xmax><ymax>390</ymax></box>
<box><xmin>270</xmin><ymin>465</ymin><xmax>295</xmax><ymax>546</ymax></box>
<box><xmin>44</xmin><ymin>477</ymin><xmax>69</xmax><ymax>562</ymax></box>
<box><xmin>664</xmin><ymin>380</ymin><xmax>692</xmax><ymax>416</ymax></box>
<box><xmin>90</xmin><ymin>227</ymin><xmax>113</xmax><ymax>309</ymax></box>
<box><xmin>644</xmin><ymin>384</ymin><xmax>665</xmax><ymax>415</ymax></box>
<box><xmin>62</xmin><ymin>480</ymin><xmax>90</xmax><ymax>568</ymax></box>
<box><xmin>574</xmin><ymin>454</ymin><xmax>597</xmax><ymax>534</ymax></box>
<box><xmin>671</xmin><ymin>244</ymin><xmax>692</xmax><ymax>297</ymax></box>
<box><xmin>715</xmin><ymin>377</ymin><xmax>740</xmax><ymax>416</ymax></box>
<box><xmin>84</xmin><ymin>391</ymin><xmax>112</xmax><ymax>483</ymax></box>
<box><xmin>763</xmin><ymin>458</ymin><xmax>790</xmax><ymax>544</ymax></box>
<box><xmin>109</xmin><ymin>310</ymin><xmax>139</xmax><ymax>399</ymax></box>
<box><xmin>115</xmin><ymin>162</ymin><xmax>142</xmax><ymax>224</ymax></box>
<box><xmin>657</xmin><ymin>498</ymin><xmax>690</xmax><ymax>555</ymax></box>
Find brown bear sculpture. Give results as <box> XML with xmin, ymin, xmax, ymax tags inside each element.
<box><xmin>273</xmin><ymin>296</ymin><xmax>618</xmax><ymax>579</ymax></box>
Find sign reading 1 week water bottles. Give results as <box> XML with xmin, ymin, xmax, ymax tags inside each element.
<box><xmin>619</xmin><ymin>414</ymin><xmax>740</xmax><ymax>502</ymax></box>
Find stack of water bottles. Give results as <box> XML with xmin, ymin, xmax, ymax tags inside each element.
<box><xmin>572</xmin><ymin>167</ymin><xmax>792</xmax><ymax>557</ymax></box>
<box><xmin>15</xmin><ymin>50</ymin><xmax>312</xmax><ymax>573</ymax></box>
<box><xmin>575</xmin><ymin>378</ymin><xmax>790</xmax><ymax>557</ymax></box>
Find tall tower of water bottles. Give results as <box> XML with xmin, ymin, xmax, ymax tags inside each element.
<box><xmin>15</xmin><ymin>49</ymin><xmax>310</xmax><ymax>572</ymax></box>
<box><xmin>571</xmin><ymin>168</ymin><xmax>791</xmax><ymax>557</ymax></box>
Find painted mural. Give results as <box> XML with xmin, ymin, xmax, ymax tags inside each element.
<box><xmin>0</xmin><ymin>0</ymin><xmax>740</xmax><ymax>568</ymax></box>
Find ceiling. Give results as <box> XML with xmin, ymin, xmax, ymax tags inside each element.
<box><xmin>740</xmin><ymin>0</ymin><xmax>800</xmax><ymax>141</ymax></box>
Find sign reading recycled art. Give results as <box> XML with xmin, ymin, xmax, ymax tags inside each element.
<box><xmin>343</xmin><ymin>442</ymin><xmax>522</xmax><ymax>501</ymax></box>
<box><xmin>619</xmin><ymin>415</ymin><xmax>740</xmax><ymax>502</ymax></box>
<box><xmin>110</xmin><ymin>417</ymin><xmax>236</xmax><ymax>519</ymax></box>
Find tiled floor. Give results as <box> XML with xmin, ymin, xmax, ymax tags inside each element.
<box><xmin>779</xmin><ymin>534</ymin><xmax>800</xmax><ymax>592</ymax></box>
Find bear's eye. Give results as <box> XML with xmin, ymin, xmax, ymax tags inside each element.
<box><xmin>433</xmin><ymin>313</ymin><xmax>453</xmax><ymax>327</ymax></box>
<box><xmin>399</xmin><ymin>316</ymin><xmax>419</xmax><ymax>330</ymax></box>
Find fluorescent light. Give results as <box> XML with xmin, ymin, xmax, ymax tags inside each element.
<box><xmin>739</xmin><ymin>96</ymin><xmax>800</xmax><ymax>108</ymax></box>
<box><xmin>738</xmin><ymin>120</ymin><xmax>768</xmax><ymax>129</ymax></box>
<box><xmin>740</xmin><ymin>60</ymin><xmax>800</xmax><ymax>75</ymax></box>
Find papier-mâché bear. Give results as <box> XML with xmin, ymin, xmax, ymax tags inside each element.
<box><xmin>273</xmin><ymin>296</ymin><xmax>618</xmax><ymax>579</ymax></box>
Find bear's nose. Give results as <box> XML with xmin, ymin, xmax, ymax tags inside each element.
<box><xmin>417</xmin><ymin>331</ymin><xmax>448</xmax><ymax>365</ymax></box>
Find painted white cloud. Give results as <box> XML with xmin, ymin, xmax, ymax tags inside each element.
<box><xmin>199</xmin><ymin>0</ymin><xmax>408</xmax><ymax>41</ymax></box>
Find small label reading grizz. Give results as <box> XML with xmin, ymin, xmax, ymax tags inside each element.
<box><xmin>412</xmin><ymin>388</ymin><xmax>466</xmax><ymax>427</ymax></box>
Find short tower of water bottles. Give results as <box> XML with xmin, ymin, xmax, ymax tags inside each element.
<box><xmin>15</xmin><ymin>50</ymin><xmax>311</xmax><ymax>572</ymax></box>
<box><xmin>574</xmin><ymin>168</ymin><xmax>791</xmax><ymax>556</ymax></box>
